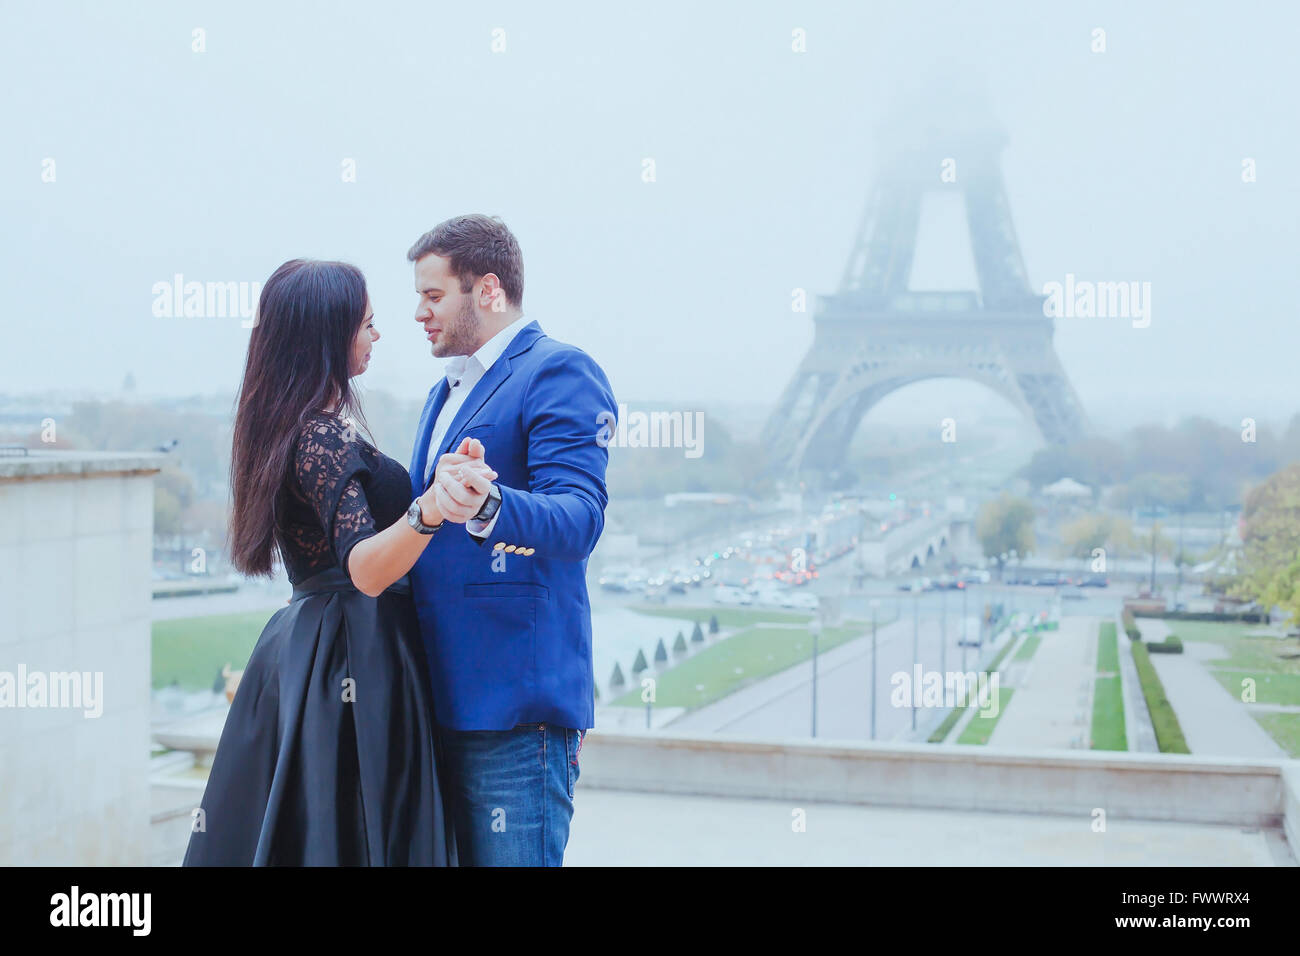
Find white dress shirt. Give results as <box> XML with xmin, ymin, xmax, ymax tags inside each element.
<box><xmin>423</xmin><ymin>314</ymin><xmax>532</xmax><ymax>538</ymax></box>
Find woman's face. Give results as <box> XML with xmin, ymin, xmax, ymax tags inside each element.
<box><xmin>350</xmin><ymin>300</ymin><xmax>379</xmax><ymax>376</ymax></box>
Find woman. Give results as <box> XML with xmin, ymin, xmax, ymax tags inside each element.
<box><xmin>183</xmin><ymin>258</ymin><xmax>496</xmax><ymax>866</ymax></box>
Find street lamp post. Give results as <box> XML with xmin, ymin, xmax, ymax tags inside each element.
<box><xmin>940</xmin><ymin>589</ymin><xmax>947</xmax><ymax>682</ymax></box>
<box><xmin>810</xmin><ymin>617</ymin><xmax>822</xmax><ymax>738</ymax></box>
<box><xmin>911</xmin><ymin>591</ymin><xmax>919</xmax><ymax>732</ymax></box>
<box><xmin>869</xmin><ymin>597</ymin><xmax>880</xmax><ymax>741</ymax></box>
<box><xmin>961</xmin><ymin>584</ymin><xmax>969</xmax><ymax>673</ymax></box>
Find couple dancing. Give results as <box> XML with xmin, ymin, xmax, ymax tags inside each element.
<box><xmin>183</xmin><ymin>215</ymin><xmax>615</xmax><ymax>867</ymax></box>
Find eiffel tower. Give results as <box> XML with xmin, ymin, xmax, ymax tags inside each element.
<box><xmin>762</xmin><ymin>119</ymin><xmax>1088</xmax><ymax>481</ymax></box>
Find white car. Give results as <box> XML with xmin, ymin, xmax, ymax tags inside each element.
<box><xmin>781</xmin><ymin>592</ymin><xmax>819</xmax><ymax>611</ymax></box>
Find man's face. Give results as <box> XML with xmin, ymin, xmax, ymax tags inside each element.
<box><xmin>413</xmin><ymin>253</ymin><xmax>482</xmax><ymax>358</ymax></box>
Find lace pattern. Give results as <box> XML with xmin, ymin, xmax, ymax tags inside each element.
<box><xmin>279</xmin><ymin>414</ymin><xmax>379</xmax><ymax>580</ymax></box>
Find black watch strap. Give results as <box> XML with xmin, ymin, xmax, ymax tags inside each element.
<box><xmin>473</xmin><ymin>483</ymin><xmax>502</xmax><ymax>522</ymax></box>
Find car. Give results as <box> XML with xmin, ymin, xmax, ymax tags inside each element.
<box><xmin>781</xmin><ymin>592</ymin><xmax>819</xmax><ymax>610</ymax></box>
<box><xmin>1079</xmin><ymin>573</ymin><xmax>1109</xmax><ymax>588</ymax></box>
<box><xmin>712</xmin><ymin>585</ymin><xmax>751</xmax><ymax>605</ymax></box>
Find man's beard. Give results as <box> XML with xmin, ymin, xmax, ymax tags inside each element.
<box><xmin>434</xmin><ymin>298</ymin><xmax>482</xmax><ymax>358</ymax></box>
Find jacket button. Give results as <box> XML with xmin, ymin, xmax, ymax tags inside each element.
<box><xmin>504</xmin><ymin>545</ymin><xmax>517</xmax><ymax>552</ymax></box>
<box><xmin>522</xmin><ymin>548</ymin><xmax>535</xmax><ymax>556</ymax></box>
<box><xmin>493</xmin><ymin>542</ymin><xmax>506</xmax><ymax>550</ymax></box>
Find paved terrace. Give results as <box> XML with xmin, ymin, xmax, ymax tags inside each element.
<box><xmin>152</xmin><ymin>730</ymin><xmax>1300</xmax><ymax>866</ymax></box>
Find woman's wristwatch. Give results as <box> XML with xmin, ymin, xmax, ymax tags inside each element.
<box><xmin>406</xmin><ymin>498</ymin><xmax>444</xmax><ymax>535</ymax></box>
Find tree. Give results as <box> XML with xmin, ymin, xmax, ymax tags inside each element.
<box><xmin>153</xmin><ymin>467</ymin><xmax>196</xmax><ymax>537</ymax></box>
<box><xmin>975</xmin><ymin>494</ymin><xmax>1036</xmax><ymax>579</ymax></box>
<box><xmin>1235</xmin><ymin>463</ymin><xmax>1300</xmax><ymax>623</ymax></box>
<box><xmin>1060</xmin><ymin>513</ymin><xmax>1136</xmax><ymax>561</ymax></box>
<box><xmin>1110</xmin><ymin>473</ymin><xmax>1194</xmax><ymax>513</ymax></box>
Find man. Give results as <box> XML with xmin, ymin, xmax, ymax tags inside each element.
<box><xmin>407</xmin><ymin>214</ymin><xmax>616</xmax><ymax>866</ymax></box>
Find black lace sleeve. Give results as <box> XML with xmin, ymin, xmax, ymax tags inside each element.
<box><xmin>293</xmin><ymin>416</ymin><xmax>379</xmax><ymax>578</ymax></box>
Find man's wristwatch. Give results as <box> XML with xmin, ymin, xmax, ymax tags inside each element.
<box><xmin>472</xmin><ymin>483</ymin><xmax>502</xmax><ymax>523</ymax></box>
<box><xmin>406</xmin><ymin>498</ymin><xmax>444</xmax><ymax>535</ymax></box>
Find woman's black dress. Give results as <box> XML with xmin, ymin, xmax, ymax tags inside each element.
<box><xmin>183</xmin><ymin>414</ymin><xmax>457</xmax><ymax>866</ymax></box>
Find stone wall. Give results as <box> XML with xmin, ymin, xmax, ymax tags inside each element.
<box><xmin>0</xmin><ymin>451</ymin><xmax>161</xmax><ymax>864</ymax></box>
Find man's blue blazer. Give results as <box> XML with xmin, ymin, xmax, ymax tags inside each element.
<box><xmin>408</xmin><ymin>320</ymin><xmax>616</xmax><ymax>731</ymax></box>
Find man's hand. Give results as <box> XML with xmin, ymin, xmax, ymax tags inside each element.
<box><xmin>433</xmin><ymin>438</ymin><xmax>497</xmax><ymax>523</ymax></box>
<box><xmin>434</xmin><ymin>437</ymin><xmax>487</xmax><ymax>491</ymax></box>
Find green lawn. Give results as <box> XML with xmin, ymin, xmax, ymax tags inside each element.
<box><xmin>1209</xmin><ymin>671</ymin><xmax>1300</xmax><ymax>706</ymax></box>
<box><xmin>1168</xmin><ymin>620</ymin><xmax>1300</xmax><ymax>704</ymax></box>
<box><xmin>1251</xmin><ymin>712</ymin><xmax>1300</xmax><ymax>758</ymax></box>
<box><xmin>1173</xmin><ymin>620</ymin><xmax>1300</xmax><ymax>684</ymax></box>
<box><xmin>1096</xmin><ymin>621</ymin><xmax>1119</xmax><ymax>673</ymax></box>
<box><xmin>152</xmin><ymin>609</ymin><xmax>279</xmax><ymax>691</ymax></box>
<box><xmin>611</xmin><ymin>622</ymin><xmax>866</xmax><ymax>708</ymax></box>
<box><xmin>955</xmin><ymin>687</ymin><xmax>1014</xmax><ymax>744</ymax></box>
<box><xmin>1091</xmin><ymin>622</ymin><xmax>1126</xmax><ymax>751</ymax></box>
<box><xmin>1091</xmin><ymin>676</ymin><xmax>1127</xmax><ymax>750</ymax></box>
<box><xmin>1014</xmin><ymin>634</ymin><xmax>1041</xmax><ymax>662</ymax></box>
<box><xmin>632</xmin><ymin>605</ymin><xmax>825</xmax><ymax>629</ymax></box>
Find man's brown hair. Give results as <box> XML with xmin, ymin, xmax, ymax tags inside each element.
<box><xmin>407</xmin><ymin>214</ymin><xmax>524</xmax><ymax>308</ymax></box>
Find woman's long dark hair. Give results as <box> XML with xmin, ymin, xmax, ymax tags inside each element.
<box><xmin>228</xmin><ymin>258</ymin><xmax>371</xmax><ymax>576</ymax></box>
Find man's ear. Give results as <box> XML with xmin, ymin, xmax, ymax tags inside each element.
<box><xmin>480</xmin><ymin>273</ymin><xmax>504</xmax><ymax>310</ymax></box>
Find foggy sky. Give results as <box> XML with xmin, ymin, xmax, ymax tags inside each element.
<box><xmin>3</xmin><ymin>0</ymin><xmax>1297</xmax><ymax>433</ymax></box>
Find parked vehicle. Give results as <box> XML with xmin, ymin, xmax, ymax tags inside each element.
<box><xmin>712</xmin><ymin>585</ymin><xmax>752</xmax><ymax>606</ymax></box>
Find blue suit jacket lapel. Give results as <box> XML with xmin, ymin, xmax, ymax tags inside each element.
<box><xmin>434</xmin><ymin>321</ymin><xmax>546</xmax><ymax>460</ymax></box>
<box><xmin>411</xmin><ymin>379</ymin><xmax>450</xmax><ymax>496</ymax></box>
<box><xmin>435</xmin><ymin>356</ymin><xmax>512</xmax><ymax>460</ymax></box>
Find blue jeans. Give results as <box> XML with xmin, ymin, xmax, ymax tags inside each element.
<box><xmin>438</xmin><ymin>721</ymin><xmax>583</xmax><ymax>866</ymax></box>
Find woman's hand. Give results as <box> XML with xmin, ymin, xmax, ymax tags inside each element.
<box><xmin>433</xmin><ymin>457</ymin><xmax>497</xmax><ymax>524</ymax></box>
<box><xmin>419</xmin><ymin>456</ymin><xmax>496</xmax><ymax>526</ymax></box>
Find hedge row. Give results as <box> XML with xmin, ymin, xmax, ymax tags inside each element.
<box><xmin>1130</xmin><ymin>641</ymin><xmax>1190</xmax><ymax>753</ymax></box>
<box><xmin>1120</xmin><ymin>608</ymin><xmax>1142</xmax><ymax>642</ymax></box>
<box><xmin>1145</xmin><ymin>634</ymin><xmax>1184</xmax><ymax>654</ymax></box>
<box><xmin>1131</xmin><ymin>609</ymin><xmax>1266</xmax><ymax>623</ymax></box>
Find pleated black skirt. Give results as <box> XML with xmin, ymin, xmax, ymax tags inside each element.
<box><xmin>183</xmin><ymin>567</ymin><xmax>457</xmax><ymax>866</ymax></box>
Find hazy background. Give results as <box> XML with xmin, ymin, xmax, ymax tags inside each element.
<box><xmin>3</xmin><ymin>0</ymin><xmax>1298</xmax><ymax>431</ymax></box>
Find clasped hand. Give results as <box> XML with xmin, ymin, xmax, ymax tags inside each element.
<box><xmin>422</xmin><ymin>437</ymin><xmax>498</xmax><ymax>524</ymax></box>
